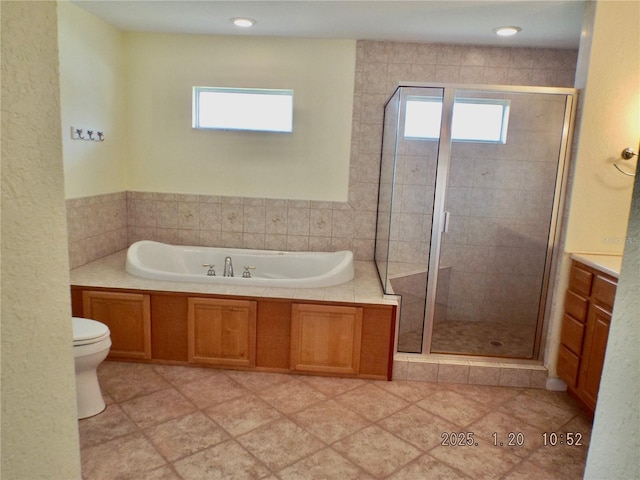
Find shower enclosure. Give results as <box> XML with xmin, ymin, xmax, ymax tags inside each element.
<box><xmin>375</xmin><ymin>84</ymin><xmax>576</xmax><ymax>359</ymax></box>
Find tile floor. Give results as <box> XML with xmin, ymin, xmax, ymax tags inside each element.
<box><xmin>79</xmin><ymin>361</ymin><xmax>592</xmax><ymax>479</ymax></box>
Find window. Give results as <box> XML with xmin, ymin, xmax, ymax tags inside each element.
<box><xmin>404</xmin><ymin>96</ymin><xmax>510</xmax><ymax>143</ymax></box>
<box><xmin>193</xmin><ymin>87</ymin><xmax>293</xmax><ymax>133</ymax></box>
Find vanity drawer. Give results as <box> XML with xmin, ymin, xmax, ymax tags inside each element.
<box><xmin>564</xmin><ymin>290</ymin><xmax>589</xmax><ymax>323</ymax></box>
<box><xmin>560</xmin><ymin>314</ymin><xmax>585</xmax><ymax>355</ymax></box>
<box><xmin>569</xmin><ymin>263</ymin><xmax>593</xmax><ymax>296</ymax></box>
<box><xmin>593</xmin><ymin>275</ymin><xmax>617</xmax><ymax>311</ymax></box>
<box><xmin>557</xmin><ymin>345</ymin><xmax>580</xmax><ymax>388</ymax></box>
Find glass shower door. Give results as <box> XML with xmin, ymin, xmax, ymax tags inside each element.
<box><xmin>428</xmin><ymin>89</ymin><xmax>573</xmax><ymax>358</ymax></box>
<box><xmin>375</xmin><ymin>86</ymin><xmax>444</xmax><ymax>354</ymax></box>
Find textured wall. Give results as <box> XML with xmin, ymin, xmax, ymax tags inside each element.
<box><xmin>1</xmin><ymin>1</ymin><xmax>81</xmax><ymax>478</ymax></box>
<box><xmin>582</xmin><ymin>2</ymin><xmax>639</xmax><ymax>477</ymax></box>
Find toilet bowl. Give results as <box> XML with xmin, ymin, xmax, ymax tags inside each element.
<box><xmin>72</xmin><ymin>317</ymin><xmax>111</xmax><ymax>419</ymax></box>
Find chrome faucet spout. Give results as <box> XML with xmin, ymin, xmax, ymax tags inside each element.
<box><xmin>224</xmin><ymin>256</ymin><xmax>234</xmax><ymax>277</ymax></box>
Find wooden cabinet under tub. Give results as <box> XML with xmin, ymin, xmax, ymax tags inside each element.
<box><xmin>81</xmin><ymin>290</ymin><xmax>151</xmax><ymax>360</ymax></box>
<box><xmin>71</xmin><ymin>286</ymin><xmax>396</xmax><ymax>380</ymax></box>
<box><xmin>188</xmin><ymin>297</ymin><xmax>257</xmax><ymax>368</ymax></box>
<box><xmin>557</xmin><ymin>259</ymin><xmax>618</xmax><ymax>414</ymax></box>
<box><xmin>290</xmin><ymin>303</ymin><xmax>363</xmax><ymax>375</ymax></box>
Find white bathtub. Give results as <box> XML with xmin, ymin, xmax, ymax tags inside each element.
<box><xmin>126</xmin><ymin>241</ymin><xmax>354</xmax><ymax>288</ymax></box>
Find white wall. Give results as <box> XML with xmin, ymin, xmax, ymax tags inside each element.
<box><xmin>564</xmin><ymin>0</ymin><xmax>638</xmax><ymax>254</ymax></box>
<box><xmin>58</xmin><ymin>1</ymin><xmax>127</xmax><ymax>198</ymax></box>
<box><xmin>1</xmin><ymin>1</ymin><xmax>81</xmax><ymax>478</ymax></box>
<box><xmin>124</xmin><ymin>33</ymin><xmax>355</xmax><ymax>201</ymax></box>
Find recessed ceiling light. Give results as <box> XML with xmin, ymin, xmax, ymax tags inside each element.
<box><xmin>493</xmin><ymin>26</ymin><xmax>522</xmax><ymax>37</ymax></box>
<box><xmin>231</xmin><ymin>17</ymin><xmax>256</xmax><ymax>28</ymax></box>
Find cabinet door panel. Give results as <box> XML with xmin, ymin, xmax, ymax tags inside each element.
<box><xmin>578</xmin><ymin>305</ymin><xmax>611</xmax><ymax>409</ymax></box>
<box><xmin>82</xmin><ymin>291</ymin><xmax>151</xmax><ymax>359</ymax></box>
<box><xmin>290</xmin><ymin>304</ymin><xmax>362</xmax><ymax>375</ymax></box>
<box><xmin>188</xmin><ymin>298</ymin><xmax>256</xmax><ymax>367</ymax></box>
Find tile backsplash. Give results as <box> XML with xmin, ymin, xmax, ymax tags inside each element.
<box><xmin>66</xmin><ymin>191</ymin><xmax>376</xmax><ymax>269</ymax></box>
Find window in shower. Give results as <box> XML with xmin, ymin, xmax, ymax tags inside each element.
<box><xmin>404</xmin><ymin>96</ymin><xmax>510</xmax><ymax>143</ymax></box>
<box><xmin>192</xmin><ymin>87</ymin><xmax>294</xmax><ymax>133</ymax></box>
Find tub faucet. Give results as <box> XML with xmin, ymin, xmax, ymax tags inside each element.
<box><xmin>224</xmin><ymin>256</ymin><xmax>233</xmax><ymax>277</ymax></box>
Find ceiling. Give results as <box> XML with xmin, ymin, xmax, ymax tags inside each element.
<box><xmin>73</xmin><ymin>0</ymin><xmax>585</xmax><ymax>49</ymax></box>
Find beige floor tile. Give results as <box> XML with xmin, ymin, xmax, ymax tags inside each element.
<box><xmin>520</xmin><ymin>387</ymin><xmax>582</xmax><ymax>413</ymax></box>
<box><xmin>291</xmin><ymin>399</ymin><xmax>369</xmax><ymax>444</ymax></box>
<box><xmin>335</xmin><ymin>383</ymin><xmax>409</xmax><ymax>421</ymax></box>
<box><xmin>80</xmin><ymin>362</ymin><xmax>592</xmax><ymax>480</ymax></box>
<box><xmin>144</xmin><ymin>412</ymin><xmax>230</xmax><ymax>462</ymax></box>
<box><xmin>332</xmin><ymin>425</ymin><xmax>421</xmax><ymax>477</ymax></box>
<box><xmin>445</xmin><ymin>383</ymin><xmax>522</xmax><ymax>407</ymax></box>
<box><xmin>257</xmin><ymin>378</ymin><xmax>327</xmax><ymax>415</ymax></box>
<box><xmin>173</xmin><ymin>440</ymin><xmax>271</xmax><ymax>480</ymax></box>
<box><xmin>374</xmin><ymin>379</ymin><xmax>446</xmax><ymax>402</ymax></box>
<box><xmin>133</xmin><ymin>465</ymin><xmax>183</xmax><ymax>480</ymax></box>
<box><xmin>225</xmin><ymin>370</ymin><xmax>293</xmax><ymax>392</ymax></box>
<box><xmin>98</xmin><ymin>361</ymin><xmax>171</xmax><ymax>402</ymax></box>
<box><xmin>153</xmin><ymin>364</ymin><xmax>223</xmax><ymax>386</ymax></box>
<box><xmin>120</xmin><ymin>388</ymin><xmax>196</xmax><ymax>429</ymax></box>
<box><xmin>501</xmin><ymin>460</ymin><xmax>566</xmax><ymax>480</ymax></box>
<box><xmin>429</xmin><ymin>440</ymin><xmax>521</xmax><ymax>480</ymax></box>
<box><xmin>277</xmin><ymin>448</ymin><xmax>375</xmax><ymax>480</ymax></box>
<box><xmin>416</xmin><ymin>389</ymin><xmax>491</xmax><ymax>428</ymax></box>
<box><xmin>498</xmin><ymin>392</ymin><xmax>577</xmax><ymax>431</ymax></box>
<box><xmin>236</xmin><ymin>418</ymin><xmax>325</xmax><ymax>471</ymax></box>
<box><xmin>297</xmin><ymin>375</ymin><xmax>368</xmax><ymax>397</ymax></box>
<box><xmin>177</xmin><ymin>373</ymin><xmax>247</xmax><ymax>409</ymax></box>
<box><xmin>81</xmin><ymin>432</ymin><xmax>166</xmax><ymax>479</ymax></box>
<box><xmin>78</xmin><ymin>404</ymin><xmax>138</xmax><ymax>449</ymax></box>
<box><xmin>526</xmin><ymin>442</ymin><xmax>588</xmax><ymax>479</ymax></box>
<box><xmin>387</xmin><ymin>453</ymin><xmax>471</xmax><ymax>479</ymax></box>
<box><xmin>205</xmin><ymin>394</ymin><xmax>283</xmax><ymax>437</ymax></box>
<box><xmin>468</xmin><ymin>411</ymin><xmax>543</xmax><ymax>457</ymax></box>
<box><xmin>378</xmin><ymin>405</ymin><xmax>459</xmax><ymax>451</ymax></box>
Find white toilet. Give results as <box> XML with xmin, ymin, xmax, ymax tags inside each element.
<box><xmin>72</xmin><ymin>317</ymin><xmax>111</xmax><ymax>419</ymax></box>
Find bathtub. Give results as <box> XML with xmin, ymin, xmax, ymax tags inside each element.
<box><xmin>126</xmin><ymin>240</ymin><xmax>354</xmax><ymax>288</ymax></box>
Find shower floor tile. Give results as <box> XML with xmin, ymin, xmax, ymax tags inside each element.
<box><xmin>79</xmin><ymin>361</ymin><xmax>593</xmax><ymax>479</ymax></box>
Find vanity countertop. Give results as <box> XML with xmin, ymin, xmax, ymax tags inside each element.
<box><xmin>570</xmin><ymin>253</ymin><xmax>623</xmax><ymax>278</ymax></box>
<box><xmin>70</xmin><ymin>249</ymin><xmax>397</xmax><ymax>306</ymax></box>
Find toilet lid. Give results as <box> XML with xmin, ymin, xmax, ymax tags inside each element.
<box><xmin>73</xmin><ymin>317</ymin><xmax>110</xmax><ymax>345</ymax></box>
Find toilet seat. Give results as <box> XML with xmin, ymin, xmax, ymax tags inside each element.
<box><xmin>73</xmin><ymin>317</ymin><xmax>110</xmax><ymax>346</ymax></box>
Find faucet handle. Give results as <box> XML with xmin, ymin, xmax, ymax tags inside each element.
<box><xmin>242</xmin><ymin>266</ymin><xmax>256</xmax><ymax>278</ymax></box>
<box><xmin>202</xmin><ymin>264</ymin><xmax>216</xmax><ymax>276</ymax></box>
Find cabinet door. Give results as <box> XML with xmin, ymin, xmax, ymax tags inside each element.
<box><xmin>82</xmin><ymin>291</ymin><xmax>151</xmax><ymax>359</ymax></box>
<box><xmin>577</xmin><ymin>304</ymin><xmax>611</xmax><ymax>410</ymax></box>
<box><xmin>188</xmin><ymin>298</ymin><xmax>257</xmax><ymax>367</ymax></box>
<box><xmin>290</xmin><ymin>303</ymin><xmax>363</xmax><ymax>375</ymax></box>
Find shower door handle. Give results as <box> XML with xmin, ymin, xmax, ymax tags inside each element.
<box><xmin>442</xmin><ymin>211</ymin><xmax>450</xmax><ymax>233</ymax></box>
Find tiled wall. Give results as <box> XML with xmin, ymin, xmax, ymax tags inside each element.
<box><xmin>67</xmin><ymin>192</ymin><xmax>127</xmax><ymax>269</ymax></box>
<box><xmin>353</xmin><ymin>41</ymin><xmax>578</xmax><ymax>269</ymax></box>
<box><xmin>125</xmin><ymin>192</ymin><xmax>371</xmax><ymax>254</ymax></box>
<box><xmin>67</xmin><ymin>40</ymin><xmax>578</xmax><ymax>270</ymax></box>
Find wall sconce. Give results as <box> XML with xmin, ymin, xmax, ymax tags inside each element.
<box><xmin>614</xmin><ymin>147</ymin><xmax>637</xmax><ymax>177</ymax></box>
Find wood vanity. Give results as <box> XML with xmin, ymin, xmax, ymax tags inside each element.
<box><xmin>70</xmin><ymin>259</ymin><xmax>396</xmax><ymax>381</ymax></box>
<box><xmin>557</xmin><ymin>255</ymin><xmax>620</xmax><ymax>414</ymax></box>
